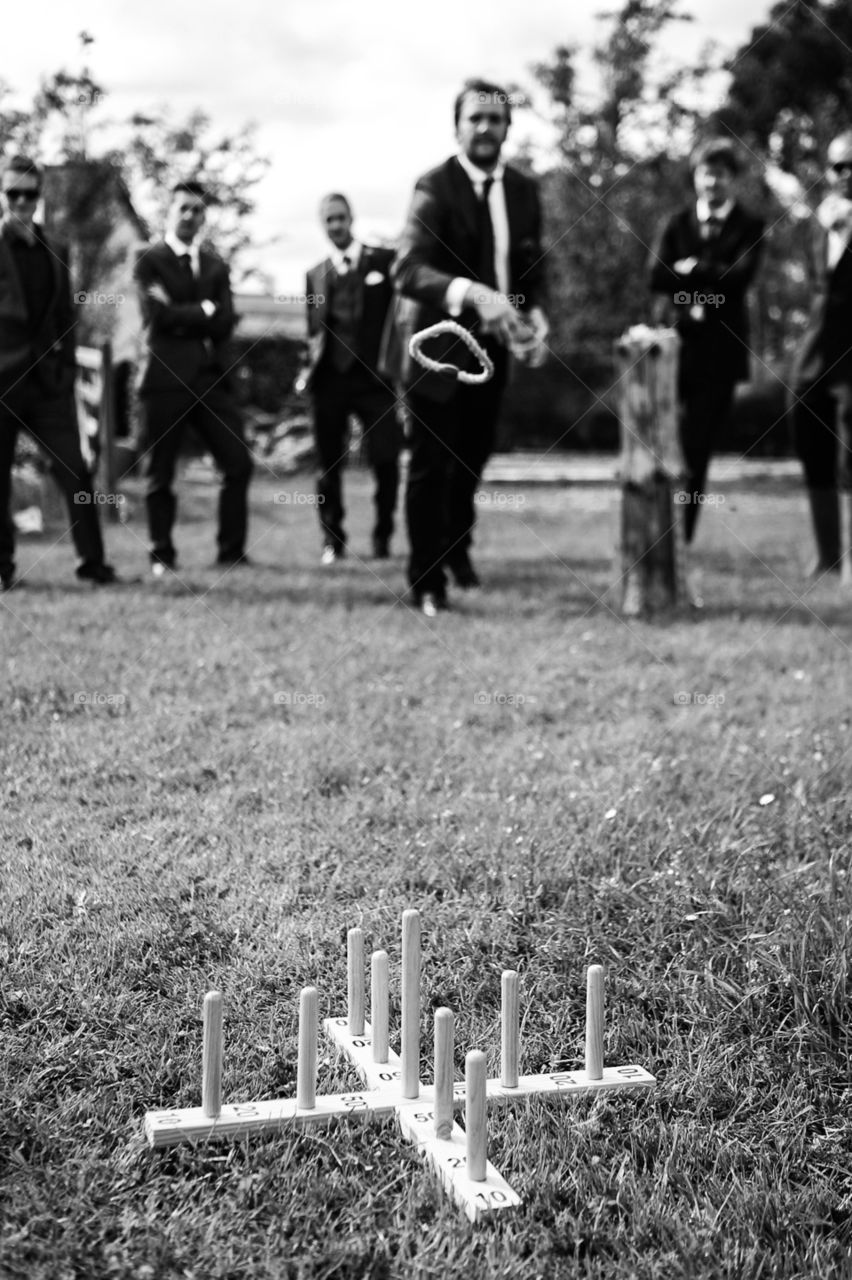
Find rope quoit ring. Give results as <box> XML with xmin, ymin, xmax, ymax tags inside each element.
<box><xmin>408</xmin><ymin>320</ymin><xmax>494</xmax><ymax>384</ymax></box>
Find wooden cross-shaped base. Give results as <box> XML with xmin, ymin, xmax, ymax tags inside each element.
<box><xmin>143</xmin><ymin>911</ymin><xmax>655</xmax><ymax>1223</ymax></box>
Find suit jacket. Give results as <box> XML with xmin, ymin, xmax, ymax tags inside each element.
<box><xmin>793</xmin><ymin>220</ymin><xmax>852</xmax><ymax>388</ymax></box>
<box><xmin>134</xmin><ymin>241</ymin><xmax>237</xmax><ymax>395</ymax></box>
<box><xmin>387</xmin><ymin>156</ymin><xmax>546</xmax><ymax>401</ymax></box>
<box><xmin>303</xmin><ymin>244</ymin><xmax>395</xmax><ymax>392</ymax></box>
<box><xmin>649</xmin><ymin>202</ymin><xmax>765</xmax><ymax>386</ymax></box>
<box><xmin>0</xmin><ymin>226</ymin><xmax>76</xmax><ymax>394</ymax></box>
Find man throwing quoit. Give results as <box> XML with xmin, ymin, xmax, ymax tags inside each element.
<box><xmin>392</xmin><ymin>79</ymin><xmax>549</xmax><ymax>616</ymax></box>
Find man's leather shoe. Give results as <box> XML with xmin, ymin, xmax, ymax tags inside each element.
<box><xmin>372</xmin><ymin>537</ymin><xmax>390</xmax><ymax>559</ymax></box>
<box><xmin>1</xmin><ymin>571</ymin><xmax>22</xmax><ymax>591</ymax></box>
<box><xmin>76</xmin><ymin>562</ymin><xmax>118</xmax><ymax>585</ymax></box>
<box><xmin>216</xmin><ymin>552</ymin><xmax>251</xmax><ymax>568</ymax></box>
<box><xmin>416</xmin><ymin>592</ymin><xmax>450</xmax><ymax>618</ymax></box>
<box><xmin>445</xmin><ymin>550</ymin><xmax>480</xmax><ymax>589</ymax></box>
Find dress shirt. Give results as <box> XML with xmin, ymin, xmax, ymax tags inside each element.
<box><xmin>695</xmin><ymin>198</ymin><xmax>733</xmax><ymax>228</ymax></box>
<box><xmin>330</xmin><ymin>240</ymin><xmax>362</xmax><ymax>275</ymax></box>
<box><xmin>445</xmin><ymin>155</ymin><xmax>510</xmax><ymax>315</ymax></box>
<box><xmin>163</xmin><ymin>232</ymin><xmax>216</xmax><ymax>317</ymax></box>
<box><xmin>817</xmin><ymin>194</ymin><xmax>852</xmax><ymax>271</ymax></box>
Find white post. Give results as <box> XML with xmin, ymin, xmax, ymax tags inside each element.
<box><xmin>347</xmin><ymin>927</ymin><xmax>364</xmax><ymax>1036</ymax></box>
<box><xmin>585</xmin><ymin>965</ymin><xmax>604</xmax><ymax>1080</ymax></box>
<box><xmin>465</xmin><ymin>1050</ymin><xmax>487</xmax><ymax>1182</ymax></box>
<box><xmin>201</xmin><ymin>991</ymin><xmax>223</xmax><ymax>1118</ymax></box>
<box><xmin>371</xmin><ymin>949</ymin><xmax>389</xmax><ymax>1063</ymax></box>
<box><xmin>501</xmin><ymin>970</ymin><xmax>519</xmax><ymax>1088</ymax></box>
<box><xmin>434</xmin><ymin>1008</ymin><xmax>454</xmax><ymax>1140</ymax></box>
<box><xmin>297</xmin><ymin>986</ymin><xmax>318</xmax><ymax>1109</ymax></box>
<box><xmin>401</xmin><ymin>909</ymin><xmax>421</xmax><ymax>1099</ymax></box>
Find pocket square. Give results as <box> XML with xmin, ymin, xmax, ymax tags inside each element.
<box><xmin>364</xmin><ymin>271</ymin><xmax>385</xmax><ymax>286</ymax></box>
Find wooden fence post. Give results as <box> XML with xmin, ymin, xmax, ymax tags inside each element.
<box><xmin>615</xmin><ymin>326</ymin><xmax>687</xmax><ymax>617</ymax></box>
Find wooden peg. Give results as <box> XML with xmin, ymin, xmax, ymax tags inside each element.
<box><xmin>585</xmin><ymin>965</ymin><xmax>604</xmax><ymax>1080</ymax></box>
<box><xmin>201</xmin><ymin>991</ymin><xmax>223</xmax><ymax>1119</ymax></box>
<box><xmin>347</xmin><ymin>928</ymin><xmax>365</xmax><ymax>1036</ymax></box>
<box><xmin>501</xmin><ymin>970</ymin><xmax>519</xmax><ymax>1088</ymax></box>
<box><xmin>465</xmin><ymin>1050</ymin><xmax>487</xmax><ymax>1182</ymax></box>
<box><xmin>371</xmin><ymin>949</ymin><xmax>389</xmax><ymax>1063</ymax></box>
<box><xmin>401</xmin><ymin>909</ymin><xmax>421</xmax><ymax>1099</ymax></box>
<box><xmin>297</xmin><ymin>986</ymin><xmax>318</xmax><ymax>1109</ymax></box>
<box><xmin>433</xmin><ymin>1008</ymin><xmax>454</xmax><ymax>1139</ymax></box>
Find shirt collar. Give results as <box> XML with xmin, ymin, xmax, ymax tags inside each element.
<box><xmin>457</xmin><ymin>152</ymin><xmax>506</xmax><ymax>192</ymax></box>
<box><xmin>165</xmin><ymin>231</ymin><xmax>201</xmax><ymax>267</ymax></box>
<box><xmin>2</xmin><ymin>216</ymin><xmax>41</xmax><ymax>247</ymax></box>
<box><xmin>330</xmin><ymin>239</ymin><xmax>361</xmax><ymax>272</ymax></box>
<box><xmin>696</xmin><ymin>198</ymin><xmax>734</xmax><ymax>224</ymax></box>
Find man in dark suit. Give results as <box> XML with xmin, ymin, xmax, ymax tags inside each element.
<box><xmin>302</xmin><ymin>193</ymin><xmax>400</xmax><ymax>563</ymax></box>
<box><xmin>391</xmin><ymin>79</ymin><xmax>549</xmax><ymax>615</ymax></box>
<box><xmin>134</xmin><ymin>179</ymin><xmax>252</xmax><ymax>577</ymax></box>
<box><xmin>0</xmin><ymin>155</ymin><xmax>116</xmax><ymax>590</ymax></box>
<box><xmin>791</xmin><ymin>130</ymin><xmax>852</xmax><ymax>580</ymax></box>
<box><xmin>650</xmin><ymin>139</ymin><xmax>765</xmax><ymax>543</ymax></box>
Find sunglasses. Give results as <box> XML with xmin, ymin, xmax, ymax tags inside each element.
<box><xmin>4</xmin><ymin>188</ymin><xmax>40</xmax><ymax>202</ymax></box>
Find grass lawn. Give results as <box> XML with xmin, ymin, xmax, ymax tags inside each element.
<box><xmin>1</xmin><ymin>466</ymin><xmax>850</xmax><ymax>1279</ymax></box>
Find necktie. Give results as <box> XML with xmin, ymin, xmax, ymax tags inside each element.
<box><xmin>477</xmin><ymin>177</ymin><xmax>497</xmax><ymax>289</ymax></box>
<box><xmin>704</xmin><ymin>215</ymin><xmax>722</xmax><ymax>242</ymax></box>
<box><xmin>180</xmin><ymin>252</ymin><xmax>193</xmax><ymax>275</ymax></box>
<box><xmin>339</xmin><ymin>253</ymin><xmax>351</xmax><ymax>276</ymax></box>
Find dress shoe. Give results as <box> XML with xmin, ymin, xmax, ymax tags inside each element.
<box><xmin>1</xmin><ymin>571</ymin><xmax>22</xmax><ymax>592</ymax></box>
<box><xmin>321</xmin><ymin>545</ymin><xmax>345</xmax><ymax>566</ymax></box>
<box><xmin>416</xmin><ymin>591</ymin><xmax>450</xmax><ymax>618</ymax></box>
<box><xmin>216</xmin><ymin>552</ymin><xmax>252</xmax><ymax>568</ymax></box>
<box><xmin>76</xmin><ymin>562</ymin><xmax>118</xmax><ymax>585</ymax></box>
<box><xmin>445</xmin><ymin>550</ymin><xmax>480</xmax><ymax>589</ymax></box>
<box><xmin>372</xmin><ymin>537</ymin><xmax>390</xmax><ymax>559</ymax></box>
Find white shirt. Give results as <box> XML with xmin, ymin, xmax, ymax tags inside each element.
<box><xmin>695</xmin><ymin>198</ymin><xmax>733</xmax><ymax>232</ymax></box>
<box><xmin>330</xmin><ymin>239</ymin><xmax>361</xmax><ymax>275</ymax></box>
<box><xmin>164</xmin><ymin>232</ymin><xmax>216</xmax><ymax>316</ymax></box>
<box><xmin>817</xmin><ymin>194</ymin><xmax>852</xmax><ymax>271</ymax></box>
<box><xmin>445</xmin><ymin>154</ymin><xmax>510</xmax><ymax>315</ymax></box>
<box><xmin>165</xmin><ymin>231</ymin><xmax>201</xmax><ymax>276</ymax></box>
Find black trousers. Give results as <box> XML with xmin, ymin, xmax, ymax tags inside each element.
<box><xmin>791</xmin><ymin>377</ymin><xmax>852</xmax><ymax>491</ymax></box>
<box><xmin>310</xmin><ymin>365</ymin><xmax>401</xmax><ymax>550</ymax></box>
<box><xmin>405</xmin><ymin>354</ymin><xmax>508</xmax><ymax>596</ymax></box>
<box><xmin>140</xmin><ymin>373</ymin><xmax>252</xmax><ymax>566</ymax></box>
<box><xmin>678</xmin><ymin>373</ymin><xmax>736</xmax><ymax>542</ymax></box>
<box><xmin>0</xmin><ymin>374</ymin><xmax>106</xmax><ymax>578</ymax></box>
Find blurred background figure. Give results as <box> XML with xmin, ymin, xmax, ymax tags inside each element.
<box><xmin>791</xmin><ymin>130</ymin><xmax>852</xmax><ymax>581</ymax></box>
<box><xmin>301</xmin><ymin>193</ymin><xmax>401</xmax><ymax>565</ymax></box>
<box><xmin>650</xmin><ymin>139</ymin><xmax>765</xmax><ymax>544</ymax></box>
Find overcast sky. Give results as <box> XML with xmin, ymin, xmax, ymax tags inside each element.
<box><xmin>10</xmin><ymin>0</ymin><xmax>777</xmax><ymax>291</ymax></box>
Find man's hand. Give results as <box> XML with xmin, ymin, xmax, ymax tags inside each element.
<box><xmin>147</xmin><ymin>282</ymin><xmax>171</xmax><ymax>305</ymax></box>
<box><xmin>512</xmin><ymin>306</ymin><xmax>549</xmax><ymax>369</ymax></box>
<box><xmin>464</xmin><ymin>284</ymin><xmax>530</xmax><ymax>345</ymax></box>
<box><xmin>673</xmin><ymin>257</ymin><xmax>698</xmax><ymax>274</ymax></box>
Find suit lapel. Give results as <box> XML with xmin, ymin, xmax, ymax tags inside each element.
<box><xmin>450</xmin><ymin>156</ymin><xmax>481</xmax><ymax>242</ymax></box>
<box><xmin>0</xmin><ymin>231</ymin><xmax>29</xmax><ymax>321</ymax></box>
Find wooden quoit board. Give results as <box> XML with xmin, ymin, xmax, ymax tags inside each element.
<box><xmin>615</xmin><ymin>326</ymin><xmax>686</xmax><ymax>617</ymax></box>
